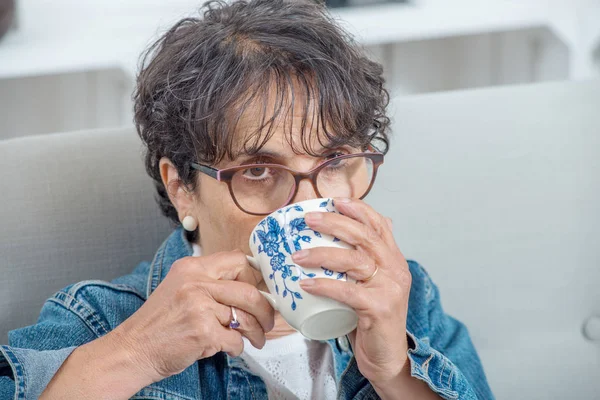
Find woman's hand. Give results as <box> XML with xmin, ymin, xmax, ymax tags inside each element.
<box><xmin>112</xmin><ymin>250</ymin><xmax>275</xmax><ymax>385</ymax></box>
<box><xmin>293</xmin><ymin>198</ymin><xmax>412</xmax><ymax>388</ymax></box>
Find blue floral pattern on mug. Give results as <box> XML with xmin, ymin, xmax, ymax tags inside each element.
<box><xmin>318</xmin><ymin>199</ymin><xmax>341</xmax><ymax>242</ymax></box>
<box><xmin>252</xmin><ymin>199</ymin><xmax>347</xmax><ymax>311</ymax></box>
<box><xmin>321</xmin><ymin>267</ymin><xmax>345</xmax><ymax>280</ymax></box>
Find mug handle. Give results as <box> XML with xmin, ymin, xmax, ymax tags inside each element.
<box><xmin>246</xmin><ymin>256</ymin><xmax>279</xmax><ymax>311</ymax></box>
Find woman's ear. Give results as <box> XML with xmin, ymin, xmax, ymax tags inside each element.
<box><xmin>159</xmin><ymin>157</ymin><xmax>194</xmax><ymax>219</ymax></box>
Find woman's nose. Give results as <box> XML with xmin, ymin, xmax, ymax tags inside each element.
<box><xmin>292</xmin><ymin>179</ymin><xmax>319</xmax><ymax>203</ymax></box>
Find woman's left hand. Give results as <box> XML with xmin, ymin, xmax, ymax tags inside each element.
<box><xmin>293</xmin><ymin>198</ymin><xmax>412</xmax><ymax>387</ymax></box>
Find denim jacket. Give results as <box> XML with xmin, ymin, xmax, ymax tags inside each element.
<box><xmin>0</xmin><ymin>228</ymin><xmax>494</xmax><ymax>399</ymax></box>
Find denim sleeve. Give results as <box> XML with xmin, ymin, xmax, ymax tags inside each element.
<box><xmin>405</xmin><ymin>261</ymin><xmax>495</xmax><ymax>400</ymax></box>
<box><xmin>0</xmin><ymin>295</ymin><xmax>98</xmax><ymax>399</ymax></box>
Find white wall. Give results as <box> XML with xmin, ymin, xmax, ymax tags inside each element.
<box><xmin>2</xmin><ymin>0</ymin><xmax>594</xmax><ymax>138</ymax></box>
<box><xmin>367</xmin><ymin>27</ymin><xmax>569</xmax><ymax>97</ymax></box>
<box><xmin>0</xmin><ymin>26</ymin><xmax>573</xmax><ymax>139</ymax></box>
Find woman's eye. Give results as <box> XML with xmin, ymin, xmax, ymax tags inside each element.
<box><xmin>326</xmin><ymin>152</ymin><xmax>345</xmax><ymax>160</ymax></box>
<box><xmin>325</xmin><ymin>152</ymin><xmax>346</xmax><ymax>167</ymax></box>
<box><xmin>243</xmin><ymin>166</ymin><xmax>270</xmax><ymax>178</ymax></box>
<box><xmin>250</xmin><ymin>167</ymin><xmax>265</xmax><ymax>176</ymax></box>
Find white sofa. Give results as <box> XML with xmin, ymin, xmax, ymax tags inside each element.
<box><xmin>1</xmin><ymin>80</ymin><xmax>599</xmax><ymax>399</ymax></box>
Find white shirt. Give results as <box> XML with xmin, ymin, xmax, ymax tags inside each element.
<box><xmin>191</xmin><ymin>244</ymin><xmax>338</xmax><ymax>399</ymax></box>
<box><xmin>241</xmin><ymin>333</ymin><xmax>338</xmax><ymax>400</ymax></box>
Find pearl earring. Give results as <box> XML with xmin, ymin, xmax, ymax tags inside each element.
<box><xmin>182</xmin><ymin>215</ymin><xmax>198</xmax><ymax>232</ymax></box>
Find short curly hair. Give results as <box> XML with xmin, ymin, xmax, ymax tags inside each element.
<box><xmin>133</xmin><ymin>0</ymin><xmax>391</xmax><ymax>230</ymax></box>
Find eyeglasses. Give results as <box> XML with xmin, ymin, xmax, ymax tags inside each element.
<box><xmin>191</xmin><ymin>152</ymin><xmax>384</xmax><ymax>215</ymax></box>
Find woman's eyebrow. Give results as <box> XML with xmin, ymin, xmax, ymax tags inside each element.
<box><xmin>234</xmin><ymin>149</ymin><xmax>286</xmax><ymax>165</ymax></box>
<box><xmin>233</xmin><ymin>144</ymin><xmax>338</xmax><ymax>165</ymax></box>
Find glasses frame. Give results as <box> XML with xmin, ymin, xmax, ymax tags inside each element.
<box><xmin>190</xmin><ymin>152</ymin><xmax>384</xmax><ymax>216</ymax></box>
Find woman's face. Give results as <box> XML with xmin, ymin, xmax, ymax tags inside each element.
<box><xmin>188</xmin><ymin>103</ymin><xmax>351</xmax><ymax>257</ymax></box>
<box><xmin>194</xmin><ymin>136</ymin><xmax>315</xmax><ymax>256</ymax></box>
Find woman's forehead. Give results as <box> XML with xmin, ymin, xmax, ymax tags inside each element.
<box><xmin>228</xmin><ymin>93</ymin><xmax>336</xmax><ymax>160</ymax></box>
<box><xmin>213</xmin><ymin>72</ymin><xmax>370</xmax><ymax>166</ymax></box>
<box><xmin>229</xmin><ymin>125</ymin><xmax>333</xmax><ymax>163</ymax></box>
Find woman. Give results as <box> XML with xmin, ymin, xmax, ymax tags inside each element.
<box><xmin>0</xmin><ymin>1</ymin><xmax>493</xmax><ymax>399</ymax></box>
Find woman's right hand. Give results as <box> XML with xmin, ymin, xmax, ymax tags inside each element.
<box><xmin>111</xmin><ymin>250</ymin><xmax>275</xmax><ymax>384</ymax></box>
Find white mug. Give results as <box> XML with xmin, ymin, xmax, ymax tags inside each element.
<box><xmin>247</xmin><ymin>198</ymin><xmax>358</xmax><ymax>340</ymax></box>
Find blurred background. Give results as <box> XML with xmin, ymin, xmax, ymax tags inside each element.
<box><xmin>1</xmin><ymin>1</ymin><xmax>599</xmax><ymax>399</ymax></box>
<box><xmin>0</xmin><ymin>0</ymin><xmax>599</xmax><ymax>139</ymax></box>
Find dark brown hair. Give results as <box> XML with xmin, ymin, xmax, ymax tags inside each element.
<box><xmin>133</xmin><ymin>0</ymin><xmax>391</xmax><ymax>228</ymax></box>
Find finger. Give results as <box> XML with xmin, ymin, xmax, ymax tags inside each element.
<box><xmin>333</xmin><ymin>198</ymin><xmax>396</xmax><ymax>248</ymax></box>
<box><xmin>213</xmin><ymin>303</ymin><xmax>267</xmax><ymax>350</ymax></box>
<box><xmin>174</xmin><ymin>250</ymin><xmax>263</xmax><ymax>286</ymax></box>
<box><xmin>304</xmin><ymin>210</ymin><xmax>388</xmax><ymax>259</ymax></box>
<box><xmin>299</xmin><ymin>278</ymin><xmax>371</xmax><ymax>313</ymax></box>
<box><xmin>215</xmin><ymin>326</ymin><xmax>245</xmax><ymax>358</ymax></box>
<box><xmin>292</xmin><ymin>247</ymin><xmax>377</xmax><ymax>282</ymax></box>
<box><xmin>203</xmin><ymin>250</ymin><xmax>264</xmax><ymax>285</ymax></box>
<box><xmin>204</xmin><ymin>280</ymin><xmax>275</xmax><ymax>333</ymax></box>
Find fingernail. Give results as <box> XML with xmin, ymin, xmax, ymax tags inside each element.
<box><xmin>292</xmin><ymin>250</ymin><xmax>309</xmax><ymax>260</ymax></box>
<box><xmin>300</xmin><ymin>279</ymin><xmax>315</xmax><ymax>288</ymax></box>
<box><xmin>306</xmin><ymin>212</ymin><xmax>322</xmax><ymax>222</ymax></box>
<box><xmin>335</xmin><ymin>197</ymin><xmax>351</xmax><ymax>204</ymax></box>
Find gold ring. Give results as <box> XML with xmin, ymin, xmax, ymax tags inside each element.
<box><xmin>361</xmin><ymin>266</ymin><xmax>379</xmax><ymax>283</ymax></box>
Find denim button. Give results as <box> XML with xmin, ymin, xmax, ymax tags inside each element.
<box><xmin>337</xmin><ymin>336</ymin><xmax>350</xmax><ymax>352</ymax></box>
<box><xmin>582</xmin><ymin>315</ymin><xmax>600</xmax><ymax>342</ymax></box>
